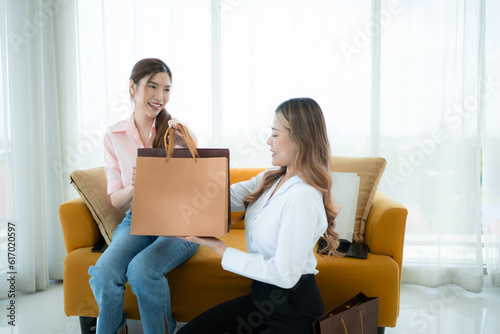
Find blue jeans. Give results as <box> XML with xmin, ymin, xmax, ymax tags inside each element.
<box><xmin>88</xmin><ymin>208</ymin><xmax>199</xmax><ymax>334</ymax></box>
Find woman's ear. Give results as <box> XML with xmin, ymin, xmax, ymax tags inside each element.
<box><xmin>129</xmin><ymin>79</ymin><xmax>135</xmax><ymax>95</ymax></box>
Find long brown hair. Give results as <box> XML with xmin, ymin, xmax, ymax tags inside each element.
<box><xmin>129</xmin><ymin>58</ymin><xmax>172</xmax><ymax>148</ymax></box>
<box><xmin>242</xmin><ymin>98</ymin><xmax>341</xmax><ymax>255</ymax></box>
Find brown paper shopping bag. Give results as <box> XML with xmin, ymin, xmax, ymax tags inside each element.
<box><xmin>312</xmin><ymin>292</ymin><xmax>379</xmax><ymax>334</ymax></box>
<box><xmin>131</xmin><ymin>124</ymin><xmax>230</xmax><ymax>236</ymax></box>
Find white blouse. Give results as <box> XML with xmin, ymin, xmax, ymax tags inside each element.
<box><xmin>221</xmin><ymin>170</ymin><xmax>328</xmax><ymax>289</ymax></box>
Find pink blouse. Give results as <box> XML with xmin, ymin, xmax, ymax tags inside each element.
<box><xmin>103</xmin><ymin>112</ymin><xmax>156</xmax><ymax>194</ymax></box>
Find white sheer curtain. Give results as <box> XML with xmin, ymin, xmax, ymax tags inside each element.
<box><xmin>378</xmin><ymin>0</ymin><xmax>486</xmax><ymax>292</ymax></box>
<box><xmin>72</xmin><ymin>0</ymin><xmax>213</xmax><ymax>174</ymax></box>
<box><xmin>376</xmin><ymin>0</ymin><xmax>499</xmax><ymax>291</ymax></box>
<box><xmin>0</xmin><ymin>0</ymin><xmax>76</xmax><ymax>296</ymax></box>
<box><xmin>73</xmin><ymin>0</ymin><xmax>372</xmax><ymax>172</ymax></box>
<box><xmin>218</xmin><ymin>1</ymin><xmax>373</xmax><ymax>162</ymax></box>
<box><xmin>483</xmin><ymin>0</ymin><xmax>500</xmax><ymax>287</ymax></box>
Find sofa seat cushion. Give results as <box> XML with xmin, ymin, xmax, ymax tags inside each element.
<box><xmin>63</xmin><ymin>229</ymin><xmax>399</xmax><ymax>326</ymax></box>
<box><xmin>62</xmin><ymin>229</ymin><xmax>252</xmax><ymax>321</ymax></box>
<box><xmin>63</xmin><ymin>247</ymin><xmax>141</xmax><ymax>319</ymax></box>
<box><xmin>168</xmin><ymin>230</ymin><xmax>399</xmax><ymax>326</ymax></box>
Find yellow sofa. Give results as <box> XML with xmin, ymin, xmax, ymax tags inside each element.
<box><xmin>59</xmin><ymin>167</ymin><xmax>407</xmax><ymax>333</ymax></box>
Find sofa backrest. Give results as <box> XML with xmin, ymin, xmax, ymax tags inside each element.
<box><xmin>71</xmin><ymin>156</ymin><xmax>385</xmax><ymax>242</ymax></box>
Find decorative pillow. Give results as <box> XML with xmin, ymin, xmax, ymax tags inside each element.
<box><xmin>331</xmin><ymin>156</ymin><xmax>386</xmax><ymax>243</ymax></box>
<box><xmin>70</xmin><ymin>167</ymin><xmax>129</xmax><ymax>245</ymax></box>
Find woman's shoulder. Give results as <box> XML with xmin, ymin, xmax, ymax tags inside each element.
<box><xmin>103</xmin><ymin>116</ymin><xmax>133</xmax><ymax>148</ymax></box>
<box><xmin>106</xmin><ymin>117</ymin><xmax>130</xmax><ymax>134</ymax></box>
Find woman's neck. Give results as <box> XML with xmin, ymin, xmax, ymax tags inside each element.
<box><xmin>134</xmin><ymin>110</ymin><xmax>154</xmax><ymax>129</ymax></box>
<box><xmin>284</xmin><ymin>166</ymin><xmax>297</xmax><ymax>181</ymax></box>
<box><xmin>269</xmin><ymin>166</ymin><xmax>297</xmax><ymax>200</ymax></box>
<box><xmin>134</xmin><ymin>110</ymin><xmax>155</xmax><ymax>145</ymax></box>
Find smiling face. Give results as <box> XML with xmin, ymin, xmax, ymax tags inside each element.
<box><xmin>130</xmin><ymin>72</ymin><xmax>171</xmax><ymax>120</ymax></box>
<box><xmin>267</xmin><ymin>115</ymin><xmax>298</xmax><ymax>168</ymax></box>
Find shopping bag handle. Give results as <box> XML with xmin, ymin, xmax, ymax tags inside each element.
<box><xmin>163</xmin><ymin>123</ymin><xmax>200</xmax><ymax>163</ymax></box>
<box><xmin>340</xmin><ymin>310</ymin><xmax>363</xmax><ymax>334</ymax></box>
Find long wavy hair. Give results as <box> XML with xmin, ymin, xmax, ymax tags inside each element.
<box><xmin>241</xmin><ymin>98</ymin><xmax>342</xmax><ymax>255</ymax></box>
<box><xmin>129</xmin><ymin>58</ymin><xmax>172</xmax><ymax>148</ymax></box>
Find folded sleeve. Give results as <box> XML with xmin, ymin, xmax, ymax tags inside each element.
<box><xmin>103</xmin><ymin>132</ymin><xmax>123</xmax><ymax>195</ymax></box>
<box><xmin>222</xmin><ymin>187</ymin><xmax>327</xmax><ymax>288</ymax></box>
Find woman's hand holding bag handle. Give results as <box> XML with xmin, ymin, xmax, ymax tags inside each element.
<box><xmin>163</xmin><ymin>123</ymin><xmax>199</xmax><ymax>163</ymax></box>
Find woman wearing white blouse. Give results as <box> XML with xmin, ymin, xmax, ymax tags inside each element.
<box><xmin>179</xmin><ymin>98</ymin><xmax>341</xmax><ymax>334</ymax></box>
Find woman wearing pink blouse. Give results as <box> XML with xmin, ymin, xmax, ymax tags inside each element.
<box><xmin>88</xmin><ymin>58</ymin><xmax>199</xmax><ymax>334</ymax></box>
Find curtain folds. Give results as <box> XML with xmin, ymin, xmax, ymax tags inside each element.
<box><xmin>378</xmin><ymin>0</ymin><xmax>486</xmax><ymax>292</ymax></box>
<box><xmin>482</xmin><ymin>0</ymin><xmax>500</xmax><ymax>287</ymax></box>
<box><xmin>0</xmin><ymin>0</ymin><xmax>72</xmax><ymax>296</ymax></box>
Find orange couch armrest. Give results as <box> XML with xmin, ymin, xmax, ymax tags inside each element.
<box><xmin>59</xmin><ymin>198</ymin><xmax>101</xmax><ymax>254</ymax></box>
<box><xmin>364</xmin><ymin>192</ymin><xmax>408</xmax><ymax>280</ymax></box>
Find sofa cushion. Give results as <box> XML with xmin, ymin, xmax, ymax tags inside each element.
<box><xmin>70</xmin><ymin>167</ymin><xmax>129</xmax><ymax>245</ymax></box>
<box><xmin>331</xmin><ymin>156</ymin><xmax>386</xmax><ymax>243</ymax></box>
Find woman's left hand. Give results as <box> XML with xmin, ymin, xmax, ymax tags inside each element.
<box><xmin>179</xmin><ymin>236</ymin><xmax>228</xmax><ymax>257</ymax></box>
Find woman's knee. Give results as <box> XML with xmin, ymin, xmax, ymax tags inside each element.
<box><xmin>88</xmin><ymin>264</ymin><xmax>126</xmax><ymax>294</ymax></box>
<box><xmin>126</xmin><ymin>256</ymin><xmax>161</xmax><ymax>286</ymax></box>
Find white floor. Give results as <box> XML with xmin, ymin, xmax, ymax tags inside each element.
<box><xmin>0</xmin><ymin>281</ymin><xmax>499</xmax><ymax>334</ymax></box>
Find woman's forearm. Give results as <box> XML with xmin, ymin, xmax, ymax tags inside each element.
<box><xmin>110</xmin><ymin>184</ymin><xmax>134</xmax><ymax>209</ymax></box>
